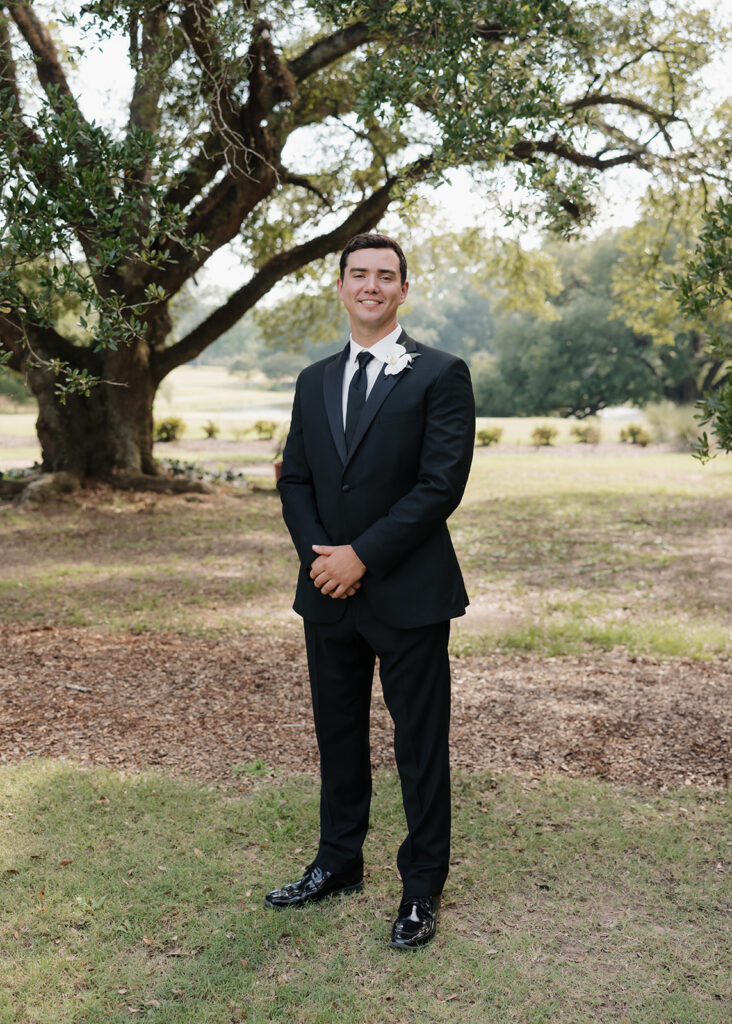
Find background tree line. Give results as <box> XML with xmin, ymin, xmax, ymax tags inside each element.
<box><xmin>3</xmin><ymin>212</ymin><xmax>728</xmax><ymax>424</ymax></box>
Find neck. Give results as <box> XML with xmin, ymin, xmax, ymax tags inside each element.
<box><xmin>350</xmin><ymin>321</ymin><xmax>399</xmax><ymax>348</ymax></box>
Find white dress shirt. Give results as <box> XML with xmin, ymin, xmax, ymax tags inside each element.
<box><xmin>341</xmin><ymin>324</ymin><xmax>404</xmax><ymax>427</ymax></box>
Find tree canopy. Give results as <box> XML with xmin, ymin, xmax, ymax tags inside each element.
<box><xmin>467</xmin><ymin>229</ymin><xmax>728</xmax><ymax>418</ymax></box>
<box><xmin>673</xmin><ymin>194</ymin><xmax>732</xmax><ymax>457</ymax></box>
<box><xmin>0</xmin><ymin>0</ymin><xmax>729</xmax><ymax>476</ymax></box>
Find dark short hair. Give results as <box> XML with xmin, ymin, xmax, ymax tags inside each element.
<box><xmin>339</xmin><ymin>233</ymin><xmax>407</xmax><ymax>284</ymax></box>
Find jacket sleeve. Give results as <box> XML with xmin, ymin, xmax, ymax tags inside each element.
<box><xmin>277</xmin><ymin>375</ymin><xmax>332</xmax><ymax>567</ymax></box>
<box><xmin>351</xmin><ymin>357</ymin><xmax>475</xmax><ymax>578</ymax></box>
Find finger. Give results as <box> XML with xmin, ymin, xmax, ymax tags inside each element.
<box><xmin>312</xmin><ymin>544</ymin><xmax>334</xmax><ymax>554</ymax></box>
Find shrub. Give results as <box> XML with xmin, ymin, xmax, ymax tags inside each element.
<box><xmin>272</xmin><ymin>424</ymin><xmax>290</xmax><ymax>460</ymax></box>
<box><xmin>531</xmin><ymin>424</ymin><xmax>559</xmax><ymax>446</ymax></box>
<box><xmin>154</xmin><ymin>416</ymin><xmax>186</xmax><ymax>442</ymax></box>
<box><xmin>0</xmin><ymin>366</ymin><xmax>32</xmax><ymax>404</ymax></box>
<box><xmin>203</xmin><ymin>419</ymin><xmax>220</xmax><ymax>439</ymax></box>
<box><xmin>619</xmin><ymin>423</ymin><xmax>652</xmax><ymax>447</ymax></box>
<box><xmin>570</xmin><ymin>423</ymin><xmax>601</xmax><ymax>444</ymax></box>
<box><xmin>252</xmin><ymin>419</ymin><xmax>278</xmax><ymax>440</ymax></box>
<box><xmin>643</xmin><ymin>402</ymin><xmax>698</xmax><ymax>450</ymax></box>
<box><xmin>475</xmin><ymin>426</ymin><xmax>503</xmax><ymax>447</ymax></box>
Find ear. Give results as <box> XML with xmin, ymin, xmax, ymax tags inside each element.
<box><xmin>399</xmin><ymin>280</ymin><xmax>409</xmax><ymax>304</ymax></box>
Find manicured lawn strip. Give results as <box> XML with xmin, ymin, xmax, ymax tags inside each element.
<box><xmin>1</xmin><ymin>453</ymin><xmax>730</xmax><ymax>655</ymax></box>
<box><xmin>1</xmin><ymin>762</ymin><xmax>729</xmax><ymax>1023</ymax></box>
<box><xmin>453</xmin><ymin>452</ymin><xmax>732</xmax><ymax>658</ymax></box>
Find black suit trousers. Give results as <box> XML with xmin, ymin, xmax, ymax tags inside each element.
<box><xmin>304</xmin><ymin>592</ymin><xmax>451</xmax><ymax>897</ymax></box>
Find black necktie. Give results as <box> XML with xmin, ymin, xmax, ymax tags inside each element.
<box><xmin>345</xmin><ymin>350</ymin><xmax>373</xmax><ymax>450</ymax></box>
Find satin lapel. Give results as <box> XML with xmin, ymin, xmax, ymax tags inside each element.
<box><xmin>344</xmin><ymin>333</ymin><xmax>418</xmax><ymax>468</ymax></box>
<box><xmin>323</xmin><ymin>344</ymin><xmax>349</xmax><ymax>464</ymax></box>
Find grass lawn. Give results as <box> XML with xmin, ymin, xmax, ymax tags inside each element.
<box><xmin>1</xmin><ymin>449</ymin><xmax>730</xmax><ymax>658</ymax></box>
<box><xmin>2</xmin><ymin>388</ymin><xmax>730</xmax><ymax>1022</ymax></box>
<box><xmin>451</xmin><ymin>450</ymin><xmax>732</xmax><ymax>659</ymax></box>
<box><xmin>1</xmin><ymin>761</ymin><xmax>729</xmax><ymax>1024</ymax></box>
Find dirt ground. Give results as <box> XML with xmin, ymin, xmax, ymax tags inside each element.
<box><xmin>2</xmin><ymin>623</ymin><xmax>729</xmax><ymax>790</ymax></box>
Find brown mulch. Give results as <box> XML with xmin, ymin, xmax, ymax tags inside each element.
<box><xmin>1</xmin><ymin>624</ymin><xmax>730</xmax><ymax>790</ymax></box>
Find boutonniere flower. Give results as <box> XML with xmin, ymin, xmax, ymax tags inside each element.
<box><xmin>383</xmin><ymin>344</ymin><xmax>420</xmax><ymax>376</ymax></box>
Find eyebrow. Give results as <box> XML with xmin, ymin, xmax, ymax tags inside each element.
<box><xmin>348</xmin><ymin>265</ymin><xmax>397</xmax><ymax>275</ymax></box>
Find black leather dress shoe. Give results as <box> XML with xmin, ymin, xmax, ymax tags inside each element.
<box><xmin>264</xmin><ymin>862</ymin><xmax>364</xmax><ymax>909</ymax></box>
<box><xmin>389</xmin><ymin>895</ymin><xmax>441</xmax><ymax>949</ymax></box>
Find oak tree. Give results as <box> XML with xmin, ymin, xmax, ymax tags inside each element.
<box><xmin>0</xmin><ymin>0</ymin><xmax>726</xmax><ymax>478</ymax></box>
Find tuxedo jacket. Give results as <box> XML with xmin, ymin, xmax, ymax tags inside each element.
<box><xmin>277</xmin><ymin>332</ymin><xmax>475</xmax><ymax>630</ymax></box>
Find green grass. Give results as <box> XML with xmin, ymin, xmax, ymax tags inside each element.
<box><xmin>0</xmin><ymin>411</ymin><xmax>37</xmax><ymax>438</ymax></box>
<box><xmin>1</xmin><ymin>451</ymin><xmax>731</xmax><ymax>655</ymax></box>
<box><xmin>0</xmin><ymin>490</ymin><xmax>292</xmax><ymax>634</ymax></box>
<box><xmin>1</xmin><ymin>761</ymin><xmax>729</xmax><ymax>1024</ymax></box>
<box><xmin>154</xmin><ymin>365</ymin><xmax>292</xmax><ymax>425</ymax></box>
<box><xmin>451</xmin><ymin>452</ymin><xmax>732</xmax><ymax>659</ymax></box>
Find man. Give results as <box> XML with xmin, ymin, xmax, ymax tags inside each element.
<box><xmin>267</xmin><ymin>233</ymin><xmax>474</xmax><ymax>949</ymax></box>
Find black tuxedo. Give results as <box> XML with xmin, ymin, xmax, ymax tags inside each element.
<box><xmin>278</xmin><ymin>331</ymin><xmax>474</xmax><ymax>895</ymax></box>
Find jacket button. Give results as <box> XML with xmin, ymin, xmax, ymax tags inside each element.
<box><xmin>341</xmin><ymin>484</ymin><xmax>351</xmax><ymax>493</ymax></box>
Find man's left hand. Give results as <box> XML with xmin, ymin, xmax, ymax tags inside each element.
<box><xmin>310</xmin><ymin>544</ymin><xmax>366</xmax><ymax>599</ymax></box>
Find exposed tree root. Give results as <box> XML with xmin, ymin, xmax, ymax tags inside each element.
<box><xmin>105</xmin><ymin>472</ymin><xmax>214</xmax><ymax>495</ymax></box>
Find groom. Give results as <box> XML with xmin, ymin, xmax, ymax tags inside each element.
<box><xmin>268</xmin><ymin>233</ymin><xmax>475</xmax><ymax>949</ymax></box>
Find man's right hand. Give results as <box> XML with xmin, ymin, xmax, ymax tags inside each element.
<box><xmin>310</xmin><ymin>544</ymin><xmax>366</xmax><ymax>599</ymax></box>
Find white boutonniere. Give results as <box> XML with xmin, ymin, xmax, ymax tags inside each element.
<box><xmin>383</xmin><ymin>343</ymin><xmax>420</xmax><ymax>376</ymax></box>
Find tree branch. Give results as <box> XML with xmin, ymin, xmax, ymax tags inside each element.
<box><xmin>162</xmin><ymin>134</ymin><xmax>227</xmax><ymax>212</ymax></box>
<box><xmin>510</xmin><ymin>136</ymin><xmax>645</xmax><ymax>171</ymax></box>
<box><xmin>280</xmin><ymin>170</ymin><xmax>333</xmax><ymax>208</ymax></box>
<box><xmin>567</xmin><ymin>91</ymin><xmax>677</xmax><ymax>125</ymax></box>
<box><xmin>567</xmin><ymin>91</ymin><xmax>678</xmax><ymax>148</ymax></box>
<box><xmin>0</xmin><ymin>10</ymin><xmax>22</xmax><ymax>109</ymax></box>
<box><xmin>8</xmin><ymin>2</ymin><xmax>82</xmax><ymax>115</ymax></box>
<box><xmin>127</xmin><ymin>6</ymin><xmax>181</xmax><ymax>143</ymax></box>
<box><xmin>5</xmin><ymin>2</ymin><xmax>125</xmax><ymax>283</ymax></box>
<box><xmin>153</xmin><ymin>178</ymin><xmax>398</xmax><ymax>381</ymax></box>
<box><xmin>0</xmin><ymin>297</ymin><xmax>87</xmax><ymax>373</ymax></box>
<box><xmin>179</xmin><ymin>0</ymin><xmax>243</xmax><ymax>145</ymax></box>
<box><xmin>287</xmin><ymin>21</ymin><xmax>370</xmax><ymax>82</ymax></box>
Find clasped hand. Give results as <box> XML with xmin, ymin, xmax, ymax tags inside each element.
<box><xmin>309</xmin><ymin>544</ymin><xmax>366</xmax><ymax>599</ymax></box>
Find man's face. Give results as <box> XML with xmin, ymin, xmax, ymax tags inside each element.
<box><xmin>337</xmin><ymin>247</ymin><xmax>408</xmax><ymax>340</ymax></box>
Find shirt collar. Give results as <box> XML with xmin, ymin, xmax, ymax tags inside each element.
<box><xmin>349</xmin><ymin>324</ymin><xmax>403</xmax><ymax>364</ymax></box>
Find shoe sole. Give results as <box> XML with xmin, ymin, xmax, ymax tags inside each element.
<box><xmin>388</xmin><ymin>933</ymin><xmax>435</xmax><ymax>950</ymax></box>
<box><xmin>264</xmin><ymin>880</ymin><xmax>364</xmax><ymax>910</ymax></box>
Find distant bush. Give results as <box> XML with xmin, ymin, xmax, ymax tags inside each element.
<box><xmin>154</xmin><ymin>416</ymin><xmax>186</xmax><ymax>442</ymax></box>
<box><xmin>619</xmin><ymin>423</ymin><xmax>652</xmax><ymax>447</ymax></box>
<box><xmin>228</xmin><ymin>356</ymin><xmax>257</xmax><ymax>376</ymax></box>
<box><xmin>272</xmin><ymin>424</ymin><xmax>290</xmax><ymax>460</ymax></box>
<box><xmin>202</xmin><ymin>419</ymin><xmax>220</xmax><ymax>439</ymax></box>
<box><xmin>252</xmin><ymin>419</ymin><xmax>277</xmax><ymax>440</ymax></box>
<box><xmin>643</xmin><ymin>402</ymin><xmax>698</xmax><ymax>450</ymax></box>
<box><xmin>0</xmin><ymin>367</ymin><xmax>32</xmax><ymax>404</ymax></box>
<box><xmin>570</xmin><ymin>422</ymin><xmax>601</xmax><ymax>444</ymax></box>
<box><xmin>475</xmin><ymin>426</ymin><xmax>503</xmax><ymax>447</ymax></box>
<box><xmin>531</xmin><ymin>424</ymin><xmax>559</xmax><ymax>446</ymax></box>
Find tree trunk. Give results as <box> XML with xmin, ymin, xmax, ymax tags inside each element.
<box><xmin>26</xmin><ymin>339</ymin><xmax>158</xmax><ymax>477</ymax></box>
